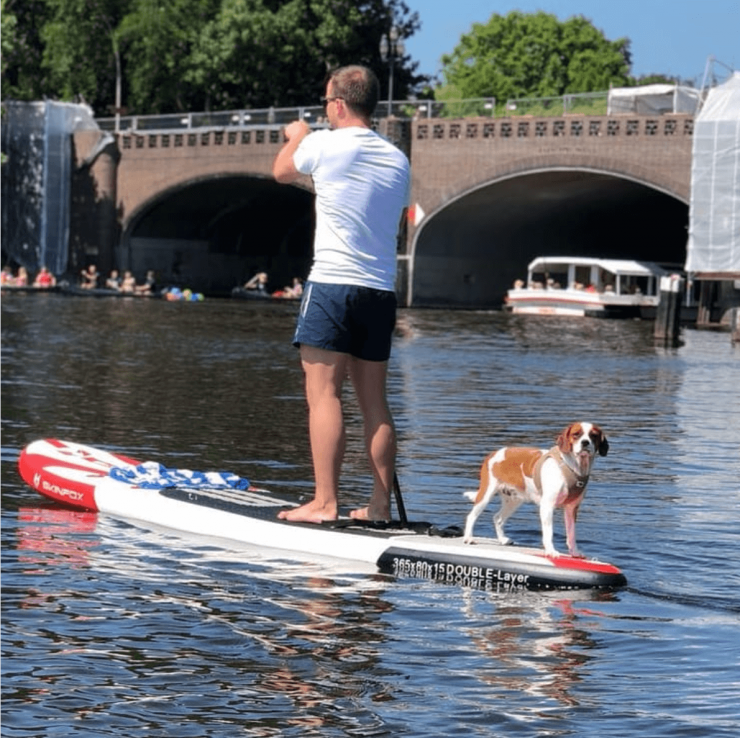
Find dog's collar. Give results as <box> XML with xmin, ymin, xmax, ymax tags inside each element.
<box><xmin>549</xmin><ymin>447</ymin><xmax>590</xmax><ymax>487</ymax></box>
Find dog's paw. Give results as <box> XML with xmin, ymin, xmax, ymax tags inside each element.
<box><xmin>463</xmin><ymin>535</ymin><xmax>475</xmax><ymax>545</ymax></box>
<box><xmin>569</xmin><ymin>550</ymin><xmax>586</xmax><ymax>559</ymax></box>
<box><xmin>498</xmin><ymin>536</ymin><xmax>512</xmax><ymax>546</ymax></box>
<box><xmin>544</xmin><ymin>547</ymin><xmax>560</xmax><ymax>558</ymax></box>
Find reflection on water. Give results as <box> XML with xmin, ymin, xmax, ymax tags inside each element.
<box><xmin>2</xmin><ymin>295</ymin><xmax>739</xmax><ymax>737</ymax></box>
<box><xmin>457</xmin><ymin>587</ymin><xmax>608</xmax><ymax>708</ymax></box>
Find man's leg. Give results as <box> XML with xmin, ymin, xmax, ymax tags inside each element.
<box><xmin>348</xmin><ymin>357</ymin><xmax>395</xmax><ymax>521</ymax></box>
<box><xmin>278</xmin><ymin>345</ymin><xmax>348</xmax><ymax>522</ymax></box>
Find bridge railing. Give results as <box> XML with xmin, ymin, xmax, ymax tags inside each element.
<box><xmin>96</xmin><ymin>91</ymin><xmax>690</xmax><ymax>133</ymax></box>
<box><xmin>98</xmin><ymin>106</ymin><xmax>327</xmax><ymax>133</ymax></box>
<box><xmin>96</xmin><ymin>99</ymin><xmax>502</xmax><ymax>132</ymax></box>
<box><xmin>503</xmin><ymin>91</ymin><xmax>608</xmax><ymax>117</ymax></box>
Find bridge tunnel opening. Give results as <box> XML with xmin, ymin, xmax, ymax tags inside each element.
<box><xmin>410</xmin><ymin>170</ymin><xmax>689</xmax><ymax>308</ymax></box>
<box><xmin>121</xmin><ymin>175</ymin><xmax>314</xmax><ymax>295</ymax></box>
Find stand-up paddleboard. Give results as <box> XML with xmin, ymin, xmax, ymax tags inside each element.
<box><xmin>18</xmin><ymin>440</ymin><xmax>627</xmax><ymax>591</ymax></box>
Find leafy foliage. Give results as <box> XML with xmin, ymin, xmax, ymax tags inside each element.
<box><xmin>2</xmin><ymin>0</ymin><xmax>53</xmax><ymax>101</ymax></box>
<box><xmin>438</xmin><ymin>11</ymin><xmax>632</xmax><ymax>104</ymax></box>
<box><xmin>2</xmin><ymin>0</ymin><xmax>423</xmax><ymax>116</ymax></box>
<box><xmin>40</xmin><ymin>0</ymin><xmax>129</xmax><ymax>110</ymax></box>
<box><xmin>118</xmin><ymin>0</ymin><xmax>221</xmax><ymax>113</ymax></box>
<box><xmin>184</xmin><ymin>0</ymin><xmax>423</xmax><ymax>110</ymax></box>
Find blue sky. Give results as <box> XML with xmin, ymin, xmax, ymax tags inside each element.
<box><xmin>403</xmin><ymin>0</ymin><xmax>739</xmax><ymax>87</ymax></box>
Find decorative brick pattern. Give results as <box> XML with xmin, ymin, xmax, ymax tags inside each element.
<box><xmin>114</xmin><ymin>116</ymin><xmax>693</xmax><ymax>152</ymax></box>
<box><xmin>103</xmin><ymin>113</ymin><xmax>693</xmax><ymax>249</ymax></box>
<box><xmin>406</xmin><ymin>114</ymin><xmax>693</xmax><ymax>250</ymax></box>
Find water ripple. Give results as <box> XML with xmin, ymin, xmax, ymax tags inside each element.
<box><xmin>2</xmin><ymin>297</ymin><xmax>739</xmax><ymax>737</ymax></box>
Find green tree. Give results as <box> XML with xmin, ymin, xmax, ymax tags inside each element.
<box><xmin>40</xmin><ymin>0</ymin><xmax>130</xmax><ymax>112</ymax></box>
<box><xmin>1</xmin><ymin>0</ymin><xmax>17</xmax><ymax>76</ymax></box>
<box><xmin>438</xmin><ymin>11</ymin><xmax>631</xmax><ymax>105</ymax></box>
<box><xmin>631</xmin><ymin>73</ymin><xmax>679</xmax><ymax>86</ymax></box>
<box><xmin>184</xmin><ymin>0</ymin><xmax>423</xmax><ymax>111</ymax></box>
<box><xmin>118</xmin><ymin>0</ymin><xmax>220</xmax><ymax>114</ymax></box>
<box><xmin>2</xmin><ymin>0</ymin><xmax>54</xmax><ymax>101</ymax></box>
<box><xmin>2</xmin><ymin>0</ymin><xmax>424</xmax><ymax>115</ymax></box>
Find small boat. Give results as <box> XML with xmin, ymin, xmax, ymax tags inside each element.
<box><xmin>59</xmin><ymin>284</ymin><xmax>162</xmax><ymax>299</ymax></box>
<box><xmin>1</xmin><ymin>283</ymin><xmax>60</xmax><ymax>294</ymax></box>
<box><xmin>505</xmin><ymin>257</ymin><xmax>670</xmax><ymax>318</ymax></box>
<box><xmin>231</xmin><ymin>286</ymin><xmax>300</xmax><ymax>302</ymax></box>
<box><xmin>231</xmin><ymin>286</ymin><xmax>273</xmax><ymax>300</ymax></box>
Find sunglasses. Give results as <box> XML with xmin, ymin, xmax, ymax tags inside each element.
<box><xmin>321</xmin><ymin>96</ymin><xmax>343</xmax><ymax>108</ymax></box>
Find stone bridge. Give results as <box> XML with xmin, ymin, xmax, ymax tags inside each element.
<box><xmin>72</xmin><ymin>112</ymin><xmax>693</xmax><ymax>306</ymax></box>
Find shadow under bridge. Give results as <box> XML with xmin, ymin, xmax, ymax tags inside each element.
<box><xmin>122</xmin><ymin>175</ymin><xmax>314</xmax><ymax>295</ymax></box>
<box><xmin>408</xmin><ymin>169</ymin><xmax>689</xmax><ymax>308</ymax></box>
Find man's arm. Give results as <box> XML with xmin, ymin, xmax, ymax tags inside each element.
<box><xmin>272</xmin><ymin>120</ymin><xmax>311</xmax><ymax>183</ymax></box>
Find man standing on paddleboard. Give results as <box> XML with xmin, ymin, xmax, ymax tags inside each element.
<box><xmin>272</xmin><ymin>64</ymin><xmax>410</xmax><ymax>524</ymax></box>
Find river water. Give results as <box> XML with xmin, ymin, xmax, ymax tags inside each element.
<box><xmin>2</xmin><ymin>293</ymin><xmax>739</xmax><ymax>737</ymax></box>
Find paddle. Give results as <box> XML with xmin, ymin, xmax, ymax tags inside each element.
<box><xmin>393</xmin><ymin>472</ymin><xmax>409</xmax><ymax>526</ymax></box>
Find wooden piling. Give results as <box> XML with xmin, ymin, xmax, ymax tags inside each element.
<box><xmin>730</xmin><ymin>307</ymin><xmax>740</xmax><ymax>344</ymax></box>
<box><xmin>655</xmin><ymin>275</ymin><xmax>683</xmax><ymax>345</ymax></box>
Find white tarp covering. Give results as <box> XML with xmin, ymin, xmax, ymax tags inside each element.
<box><xmin>685</xmin><ymin>72</ymin><xmax>740</xmax><ymax>276</ymax></box>
<box><xmin>607</xmin><ymin>84</ymin><xmax>702</xmax><ymax>115</ymax></box>
<box><xmin>1</xmin><ymin>101</ymin><xmax>98</xmax><ymax>275</ymax></box>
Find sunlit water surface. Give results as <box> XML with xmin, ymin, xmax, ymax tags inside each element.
<box><xmin>2</xmin><ymin>294</ymin><xmax>738</xmax><ymax>737</ymax></box>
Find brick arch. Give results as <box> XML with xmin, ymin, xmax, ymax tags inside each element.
<box><xmin>76</xmin><ymin>115</ymin><xmax>695</xmax><ymax>299</ymax></box>
<box><xmin>120</xmin><ymin>172</ymin><xmax>278</xmax><ymax>239</ymax></box>
<box><xmin>406</xmin><ymin>114</ymin><xmax>693</xmax><ymax>249</ymax></box>
<box><xmin>114</xmin><ymin>130</ymin><xmax>288</xmax><ymax>234</ymax></box>
<box><xmin>444</xmin><ymin>155</ymin><xmax>690</xmax><ymax>205</ymax></box>
<box><xmin>108</xmin><ymin>129</ymin><xmax>316</xmax><ymax>292</ymax></box>
<box><xmin>405</xmin><ymin>163</ymin><xmax>690</xmax><ymax>308</ymax></box>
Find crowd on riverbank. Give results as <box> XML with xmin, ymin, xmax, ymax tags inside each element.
<box><xmin>2</xmin><ymin>262</ymin><xmax>306</xmax><ymax>303</ymax></box>
<box><xmin>1</xmin><ymin>264</ymin><xmax>57</xmax><ymax>289</ymax></box>
<box><xmin>1</xmin><ymin>263</ymin><xmax>206</xmax><ymax>301</ymax></box>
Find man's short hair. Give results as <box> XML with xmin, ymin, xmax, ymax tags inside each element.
<box><xmin>328</xmin><ymin>65</ymin><xmax>380</xmax><ymax>118</ymax></box>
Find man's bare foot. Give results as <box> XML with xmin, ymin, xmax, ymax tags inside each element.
<box><xmin>277</xmin><ymin>500</ymin><xmax>337</xmax><ymax>523</ymax></box>
<box><xmin>349</xmin><ymin>505</ymin><xmax>390</xmax><ymax>523</ymax></box>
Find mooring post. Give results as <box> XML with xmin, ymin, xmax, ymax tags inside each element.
<box><xmin>655</xmin><ymin>274</ymin><xmax>683</xmax><ymax>345</ymax></box>
<box><xmin>730</xmin><ymin>307</ymin><xmax>740</xmax><ymax>344</ymax></box>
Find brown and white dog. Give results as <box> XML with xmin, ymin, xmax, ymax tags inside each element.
<box><xmin>463</xmin><ymin>422</ymin><xmax>608</xmax><ymax>557</ymax></box>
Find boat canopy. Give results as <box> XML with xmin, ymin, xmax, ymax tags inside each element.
<box><xmin>1</xmin><ymin>100</ymin><xmax>99</xmax><ymax>276</ymax></box>
<box><xmin>526</xmin><ymin>257</ymin><xmax>668</xmax><ymax>278</ymax></box>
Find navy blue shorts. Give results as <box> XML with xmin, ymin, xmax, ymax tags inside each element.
<box><xmin>293</xmin><ymin>282</ymin><xmax>397</xmax><ymax>361</ymax></box>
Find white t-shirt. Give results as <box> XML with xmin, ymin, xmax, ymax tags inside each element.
<box><xmin>293</xmin><ymin>127</ymin><xmax>410</xmax><ymax>292</ymax></box>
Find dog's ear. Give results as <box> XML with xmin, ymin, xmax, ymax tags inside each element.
<box><xmin>593</xmin><ymin>426</ymin><xmax>609</xmax><ymax>457</ymax></box>
<box><xmin>557</xmin><ymin>424</ymin><xmax>576</xmax><ymax>453</ymax></box>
